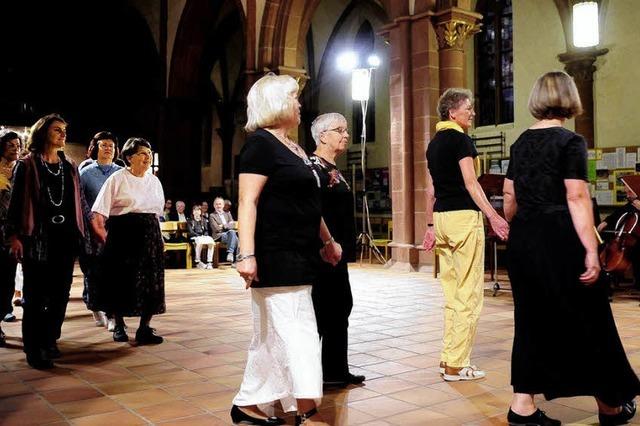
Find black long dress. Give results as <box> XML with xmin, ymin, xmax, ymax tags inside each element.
<box><xmin>506</xmin><ymin>127</ymin><xmax>640</xmax><ymax>406</ymax></box>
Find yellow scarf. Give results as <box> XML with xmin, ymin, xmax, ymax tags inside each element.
<box><xmin>435</xmin><ymin>120</ymin><xmax>464</xmax><ymax>133</ymax></box>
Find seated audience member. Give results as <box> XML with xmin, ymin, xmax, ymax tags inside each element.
<box><xmin>223</xmin><ymin>199</ymin><xmax>232</xmax><ymax>213</ymax></box>
<box><xmin>188</xmin><ymin>205</ymin><xmax>215</xmax><ymax>269</ymax></box>
<box><xmin>162</xmin><ymin>199</ymin><xmax>172</xmax><ymax>222</ymax></box>
<box><xmin>201</xmin><ymin>200</ymin><xmax>210</xmax><ymax>220</ymax></box>
<box><xmin>169</xmin><ymin>200</ymin><xmax>188</xmax><ymax>222</ymax></box>
<box><xmin>209</xmin><ymin>196</ymin><xmax>239</xmax><ymax>263</ymax></box>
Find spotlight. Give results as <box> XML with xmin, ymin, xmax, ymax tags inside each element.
<box><xmin>367</xmin><ymin>54</ymin><xmax>381</xmax><ymax>68</ymax></box>
<box><xmin>336</xmin><ymin>51</ymin><xmax>358</xmax><ymax>72</ymax></box>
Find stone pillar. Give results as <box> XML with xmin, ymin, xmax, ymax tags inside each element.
<box><xmin>432</xmin><ymin>8</ymin><xmax>481</xmax><ymax>92</ymax></box>
<box><xmin>558</xmin><ymin>48</ymin><xmax>608</xmax><ymax>148</ymax></box>
<box><xmin>381</xmin><ymin>11</ymin><xmax>440</xmax><ymax>271</ymax></box>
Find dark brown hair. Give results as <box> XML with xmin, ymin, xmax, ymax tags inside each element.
<box><xmin>26</xmin><ymin>113</ymin><xmax>67</xmax><ymax>153</ymax></box>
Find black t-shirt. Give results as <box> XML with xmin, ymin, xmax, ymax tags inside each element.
<box><xmin>239</xmin><ymin>129</ymin><xmax>322</xmax><ymax>287</ymax></box>
<box><xmin>426</xmin><ymin>129</ymin><xmax>479</xmax><ymax>212</ymax></box>
<box><xmin>309</xmin><ymin>155</ymin><xmax>356</xmax><ymax>263</ymax></box>
<box><xmin>506</xmin><ymin>127</ymin><xmax>587</xmax><ymax>211</ymax></box>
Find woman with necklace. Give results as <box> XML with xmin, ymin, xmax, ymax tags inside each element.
<box><xmin>503</xmin><ymin>71</ymin><xmax>639</xmax><ymax>426</ymax></box>
<box><xmin>231</xmin><ymin>74</ymin><xmax>341</xmax><ymax>426</ymax></box>
<box><xmin>91</xmin><ymin>137</ymin><xmax>165</xmax><ymax>346</ymax></box>
<box><xmin>7</xmin><ymin>114</ymin><xmax>88</xmax><ymax>369</ymax></box>
<box><xmin>79</xmin><ymin>131</ymin><xmax>121</xmax><ymax>330</ymax></box>
<box><xmin>308</xmin><ymin>113</ymin><xmax>364</xmax><ymax>390</ymax></box>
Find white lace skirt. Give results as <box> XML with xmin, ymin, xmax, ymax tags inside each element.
<box><xmin>233</xmin><ymin>285</ymin><xmax>322</xmax><ymax>413</ymax></box>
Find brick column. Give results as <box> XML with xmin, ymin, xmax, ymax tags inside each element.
<box><xmin>432</xmin><ymin>8</ymin><xmax>481</xmax><ymax>92</ymax></box>
<box><xmin>558</xmin><ymin>48</ymin><xmax>608</xmax><ymax>148</ymax></box>
<box><xmin>381</xmin><ymin>11</ymin><xmax>440</xmax><ymax>271</ymax></box>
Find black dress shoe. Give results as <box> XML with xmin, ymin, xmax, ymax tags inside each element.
<box><xmin>0</xmin><ymin>329</ymin><xmax>5</xmax><ymax>347</ymax></box>
<box><xmin>230</xmin><ymin>405</ymin><xmax>285</xmax><ymax>425</ymax></box>
<box><xmin>26</xmin><ymin>353</ymin><xmax>54</xmax><ymax>370</ymax></box>
<box><xmin>135</xmin><ymin>326</ymin><xmax>163</xmax><ymax>345</ymax></box>
<box><xmin>599</xmin><ymin>400</ymin><xmax>637</xmax><ymax>426</ymax></box>
<box><xmin>295</xmin><ymin>407</ymin><xmax>318</xmax><ymax>426</ymax></box>
<box><xmin>113</xmin><ymin>325</ymin><xmax>129</xmax><ymax>342</ymax></box>
<box><xmin>507</xmin><ymin>408</ymin><xmax>560</xmax><ymax>426</ymax></box>
<box><xmin>324</xmin><ymin>373</ymin><xmax>366</xmax><ymax>388</ymax></box>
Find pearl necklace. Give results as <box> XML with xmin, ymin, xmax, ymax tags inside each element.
<box><xmin>40</xmin><ymin>155</ymin><xmax>61</xmax><ymax>176</ymax></box>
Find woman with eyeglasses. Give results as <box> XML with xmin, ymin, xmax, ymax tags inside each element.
<box><xmin>91</xmin><ymin>137</ymin><xmax>166</xmax><ymax>345</ymax></box>
<box><xmin>7</xmin><ymin>114</ymin><xmax>89</xmax><ymax>369</ymax></box>
<box><xmin>308</xmin><ymin>113</ymin><xmax>364</xmax><ymax>390</ymax></box>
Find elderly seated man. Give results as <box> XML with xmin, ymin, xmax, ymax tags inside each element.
<box><xmin>209</xmin><ymin>196</ymin><xmax>238</xmax><ymax>263</ymax></box>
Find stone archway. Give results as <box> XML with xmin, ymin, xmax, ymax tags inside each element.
<box><xmin>163</xmin><ymin>0</ymin><xmax>246</xmax><ymax>199</ymax></box>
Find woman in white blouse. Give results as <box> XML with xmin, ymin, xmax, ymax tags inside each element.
<box><xmin>91</xmin><ymin>138</ymin><xmax>166</xmax><ymax>345</ymax></box>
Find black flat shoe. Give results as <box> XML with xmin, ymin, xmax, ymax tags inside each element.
<box><xmin>599</xmin><ymin>400</ymin><xmax>637</xmax><ymax>426</ymax></box>
<box><xmin>113</xmin><ymin>325</ymin><xmax>129</xmax><ymax>342</ymax></box>
<box><xmin>507</xmin><ymin>408</ymin><xmax>561</xmax><ymax>426</ymax></box>
<box><xmin>135</xmin><ymin>326</ymin><xmax>163</xmax><ymax>345</ymax></box>
<box><xmin>230</xmin><ymin>405</ymin><xmax>285</xmax><ymax>425</ymax></box>
<box><xmin>26</xmin><ymin>353</ymin><xmax>54</xmax><ymax>370</ymax></box>
<box><xmin>46</xmin><ymin>344</ymin><xmax>61</xmax><ymax>359</ymax></box>
<box><xmin>324</xmin><ymin>373</ymin><xmax>366</xmax><ymax>388</ymax></box>
<box><xmin>295</xmin><ymin>407</ymin><xmax>318</xmax><ymax>426</ymax></box>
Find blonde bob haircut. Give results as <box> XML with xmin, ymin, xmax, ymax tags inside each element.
<box><xmin>528</xmin><ymin>71</ymin><xmax>583</xmax><ymax>120</ymax></box>
<box><xmin>245</xmin><ymin>73</ymin><xmax>299</xmax><ymax>132</ymax></box>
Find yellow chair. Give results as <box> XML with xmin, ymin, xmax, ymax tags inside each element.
<box><xmin>160</xmin><ymin>221</ymin><xmax>192</xmax><ymax>269</ymax></box>
<box><xmin>371</xmin><ymin>220</ymin><xmax>393</xmax><ymax>263</ymax></box>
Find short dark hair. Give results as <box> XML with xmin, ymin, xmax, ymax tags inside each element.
<box><xmin>87</xmin><ymin>131</ymin><xmax>119</xmax><ymax>160</ymax></box>
<box><xmin>0</xmin><ymin>130</ymin><xmax>21</xmax><ymax>157</ymax></box>
<box><xmin>26</xmin><ymin>113</ymin><xmax>67</xmax><ymax>154</ymax></box>
<box><xmin>120</xmin><ymin>137</ymin><xmax>151</xmax><ymax>166</ymax></box>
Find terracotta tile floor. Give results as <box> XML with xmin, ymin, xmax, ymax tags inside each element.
<box><xmin>1</xmin><ymin>264</ymin><xmax>640</xmax><ymax>425</ymax></box>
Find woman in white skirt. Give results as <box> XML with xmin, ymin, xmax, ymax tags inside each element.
<box><xmin>232</xmin><ymin>73</ymin><xmax>342</xmax><ymax>426</ymax></box>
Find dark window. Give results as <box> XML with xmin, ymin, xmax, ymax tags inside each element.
<box><xmin>475</xmin><ymin>0</ymin><xmax>513</xmax><ymax>126</ymax></box>
<box><xmin>353</xmin><ymin>21</ymin><xmax>375</xmax><ymax>143</ymax></box>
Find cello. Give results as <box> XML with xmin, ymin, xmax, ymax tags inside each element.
<box><xmin>599</xmin><ymin>209</ymin><xmax>640</xmax><ymax>274</ymax></box>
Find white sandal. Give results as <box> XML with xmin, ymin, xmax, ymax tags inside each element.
<box><xmin>442</xmin><ymin>365</ymin><xmax>486</xmax><ymax>382</ymax></box>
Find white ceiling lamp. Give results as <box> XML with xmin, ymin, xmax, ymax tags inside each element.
<box><xmin>573</xmin><ymin>1</ymin><xmax>599</xmax><ymax>47</ymax></box>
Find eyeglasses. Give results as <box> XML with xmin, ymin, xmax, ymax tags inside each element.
<box><xmin>325</xmin><ymin>127</ymin><xmax>348</xmax><ymax>134</ymax></box>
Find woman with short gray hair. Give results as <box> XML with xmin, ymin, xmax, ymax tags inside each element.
<box><xmin>423</xmin><ymin>88</ymin><xmax>508</xmax><ymax>382</ymax></box>
<box><xmin>309</xmin><ymin>113</ymin><xmax>365</xmax><ymax>388</ymax></box>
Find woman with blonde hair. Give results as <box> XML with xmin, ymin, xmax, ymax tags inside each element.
<box><xmin>504</xmin><ymin>71</ymin><xmax>639</xmax><ymax>426</ymax></box>
<box><xmin>231</xmin><ymin>73</ymin><xmax>341</xmax><ymax>426</ymax></box>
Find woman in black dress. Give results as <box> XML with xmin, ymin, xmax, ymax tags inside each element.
<box><xmin>504</xmin><ymin>71</ymin><xmax>639</xmax><ymax>426</ymax></box>
<box><xmin>231</xmin><ymin>73</ymin><xmax>341</xmax><ymax>426</ymax></box>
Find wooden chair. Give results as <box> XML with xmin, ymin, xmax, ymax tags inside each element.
<box><xmin>160</xmin><ymin>221</ymin><xmax>192</xmax><ymax>269</ymax></box>
<box><xmin>371</xmin><ymin>220</ymin><xmax>393</xmax><ymax>263</ymax></box>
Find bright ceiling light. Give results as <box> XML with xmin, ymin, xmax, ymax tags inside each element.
<box><xmin>367</xmin><ymin>54</ymin><xmax>381</xmax><ymax>68</ymax></box>
<box><xmin>336</xmin><ymin>51</ymin><xmax>358</xmax><ymax>72</ymax></box>
<box><xmin>573</xmin><ymin>1</ymin><xmax>599</xmax><ymax>47</ymax></box>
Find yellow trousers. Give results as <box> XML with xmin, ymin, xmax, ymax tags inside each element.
<box><xmin>434</xmin><ymin>210</ymin><xmax>484</xmax><ymax>368</ymax></box>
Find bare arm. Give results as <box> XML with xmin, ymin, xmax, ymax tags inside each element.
<box><xmin>237</xmin><ymin>173</ymin><xmax>268</xmax><ymax>288</ymax></box>
<box><xmin>565</xmin><ymin>179</ymin><xmax>600</xmax><ymax>284</ymax></box>
<box><xmin>91</xmin><ymin>213</ymin><xmax>108</xmax><ymax>244</ymax></box>
<box><xmin>459</xmin><ymin>157</ymin><xmax>509</xmax><ymax>240</ymax></box>
<box><xmin>503</xmin><ymin>178</ymin><xmax>517</xmax><ymax>222</ymax></box>
<box><xmin>422</xmin><ymin>169</ymin><xmax>436</xmax><ymax>251</ymax></box>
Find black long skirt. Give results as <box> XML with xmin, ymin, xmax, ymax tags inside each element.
<box><xmin>507</xmin><ymin>208</ymin><xmax>640</xmax><ymax>406</ymax></box>
<box><xmin>96</xmin><ymin>213</ymin><xmax>165</xmax><ymax>317</ymax></box>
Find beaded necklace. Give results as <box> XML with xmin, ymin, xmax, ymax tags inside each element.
<box><xmin>40</xmin><ymin>155</ymin><xmax>64</xmax><ymax>207</ymax></box>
